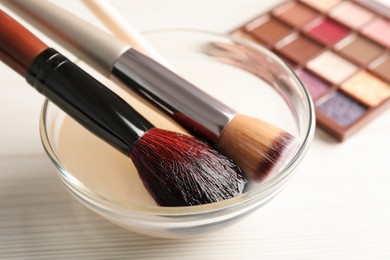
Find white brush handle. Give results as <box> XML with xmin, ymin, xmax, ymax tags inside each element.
<box><xmin>12</xmin><ymin>0</ymin><xmax>130</xmax><ymax>76</ymax></box>
<box><xmin>81</xmin><ymin>0</ymin><xmax>176</xmax><ymax>72</ymax></box>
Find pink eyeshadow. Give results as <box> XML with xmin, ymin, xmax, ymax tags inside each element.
<box><xmin>305</xmin><ymin>18</ymin><xmax>350</xmax><ymax>45</ymax></box>
<box><xmin>329</xmin><ymin>1</ymin><xmax>374</xmax><ymax>29</ymax></box>
<box><xmin>362</xmin><ymin>18</ymin><xmax>390</xmax><ymax>47</ymax></box>
<box><xmin>296</xmin><ymin>70</ymin><xmax>330</xmax><ymax>100</ymax></box>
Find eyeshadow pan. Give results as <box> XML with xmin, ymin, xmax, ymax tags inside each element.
<box><xmin>305</xmin><ymin>18</ymin><xmax>350</xmax><ymax>45</ymax></box>
<box><xmin>341</xmin><ymin>71</ymin><xmax>390</xmax><ymax>107</ymax></box>
<box><xmin>274</xmin><ymin>2</ymin><xmax>319</xmax><ymax>27</ymax></box>
<box><xmin>245</xmin><ymin>17</ymin><xmax>292</xmax><ymax>44</ymax></box>
<box><xmin>307</xmin><ymin>51</ymin><xmax>358</xmax><ymax>84</ymax></box>
<box><xmin>336</xmin><ymin>35</ymin><xmax>384</xmax><ymax>65</ymax></box>
<box><xmin>371</xmin><ymin>55</ymin><xmax>390</xmax><ymax>83</ymax></box>
<box><xmin>276</xmin><ymin>34</ymin><xmax>323</xmax><ymax>63</ymax></box>
<box><xmin>362</xmin><ymin>18</ymin><xmax>390</xmax><ymax>47</ymax></box>
<box><xmin>317</xmin><ymin>91</ymin><xmax>366</xmax><ymax>128</ymax></box>
<box><xmin>301</xmin><ymin>0</ymin><xmax>342</xmax><ymax>12</ymax></box>
<box><xmin>296</xmin><ymin>70</ymin><xmax>330</xmax><ymax>100</ymax></box>
<box><xmin>329</xmin><ymin>1</ymin><xmax>374</xmax><ymax>29</ymax></box>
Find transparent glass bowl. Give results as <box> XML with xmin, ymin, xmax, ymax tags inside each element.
<box><xmin>40</xmin><ymin>29</ymin><xmax>315</xmax><ymax>238</ymax></box>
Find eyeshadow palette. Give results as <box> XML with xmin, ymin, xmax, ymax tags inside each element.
<box><xmin>231</xmin><ymin>0</ymin><xmax>390</xmax><ymax>141</ymax></box>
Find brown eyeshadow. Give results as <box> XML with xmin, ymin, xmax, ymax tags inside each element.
<box><xmin>244</xmin><ymin>17</ymin><xmax>292</xmax><ymax>44</ymax></box>
<box><xmin>276</xmin><ymin>34</ymin><xmax>323</xmax><ymax>63</ymax></box>
<box><xmin>371</xmin><ymin>55</ymin><xmax>390</xmax><ymax>83</ymax></box>
<box><xmin>337</xmin><ymin>35</ymin><xmax>384</xmax><ymax>65</ymax></box>
<box><xmin>274</xmin><ymin>2</ymin><xmax>319</xmax><ymax>27</ymax></box>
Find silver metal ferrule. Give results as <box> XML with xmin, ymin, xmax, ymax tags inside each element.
<box><xmin>112</xmin><ymin>49</ymin><xmax>237</xmax><ymax>143</ymax></box>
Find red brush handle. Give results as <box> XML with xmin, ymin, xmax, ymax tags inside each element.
<box><xmin>0</xmin><ymin>9</ymin><xmax>47</xmax><ymax>76</ymax></box>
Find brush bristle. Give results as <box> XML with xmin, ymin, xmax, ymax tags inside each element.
<box><xmin>129</xmin><ymin>128</ymin><xmax>247</xmax><ymax>206</ymax></box>
<box><xmin>216</xmin><ymin>114</ymin><xmax>298</xmax><ymax>182</ymax></box>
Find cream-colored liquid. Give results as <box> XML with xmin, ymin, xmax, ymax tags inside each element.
<box><xmin>59</xmin><ymin>115</ymin><xmax>156</xmax><ymax>206</ymax></box>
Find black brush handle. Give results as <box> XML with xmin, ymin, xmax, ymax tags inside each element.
<box><xmin>27</xmin><ymin>48</ymin><xmax>153</xmax><ymax>155</ymax></box>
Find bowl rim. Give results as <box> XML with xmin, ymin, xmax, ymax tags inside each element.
<box><xmin>39</xmin><ymin>28</ymin><xmax>315</xmax><ymax>218</ymax></box>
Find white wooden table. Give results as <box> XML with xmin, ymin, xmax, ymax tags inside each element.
<box><xmin>1</xmin><ymin>1</ymin><xmax>390</xmax><ymax>259</ymax></box>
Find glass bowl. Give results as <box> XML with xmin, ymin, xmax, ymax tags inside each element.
<box><xmin>39</xmin><ymin>29</ymin><xmax>315</xmax><ymax>238</ymax></box>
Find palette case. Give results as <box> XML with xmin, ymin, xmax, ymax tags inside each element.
<box><xmin>231</xmin><ymin>0</ymin><xmax>390</xmax><ymax>141</ymax></box>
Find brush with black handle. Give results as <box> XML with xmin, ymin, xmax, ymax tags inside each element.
<box><xmin>6</xmin><ymin>0</ymin><xmax>298</xmax><ymax>181</ymax></box>
<box><xmin>0</xmin><ymin>8</ymin><xmax>246</xmax><ymax>207</ymax></box>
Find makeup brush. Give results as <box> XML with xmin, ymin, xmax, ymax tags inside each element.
<box><xmin>8</xmin><ymin>0</ymin><xmax>298</xmax><ymax>181</ymax></box>
<box><xmin>0</xmin><ymin>9</ymin><xmax>246</xmax><ymax>206</ymax></box>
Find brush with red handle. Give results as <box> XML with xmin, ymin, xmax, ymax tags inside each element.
<box><xmin>0</xmin><ymin>9</ymin><xmax>246</xmax><ymax>206</ymax></box>
<box><xmin>6</xmin><ymin>0</ymin><xmax>298</xmax><ymax>181</ymax></box>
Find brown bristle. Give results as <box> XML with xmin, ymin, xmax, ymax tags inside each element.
<box><xmin>256</xmin><ymin>132</ymin><xmax>295</xmax><ymax>180</ymax></box>
<box><xmin>216</xmin><ymin>114</ymin><xmax>297</xmax><ymax>181</ymax></box>
<box><xmin>129</xmin><ymin>128</ymin><xmax>247</xmax><ymax>207</ymax></box>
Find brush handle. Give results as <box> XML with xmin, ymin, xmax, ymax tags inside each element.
<box><xmin>10</xmin><ymin>0</ymin><xmax>130</xmax><ymax>76</ymax></box>
<box><xmin>0</xmin><ymin>10</ymin><xmax>153</xmax><ymax>155</ymax></box>
<box><xmin>81</xmin><ymin>0</ymin><xmax>176</xmax><ymax>71</ymax></box>
<box><xmin>0</xmin><ymin>9</ymin><xmax>47</xmax><ymax>76</ymax></box>
<box><xmin>9</xmin><ymin>0</ymin><xmax>237</xmax><ymax>142</ymax></box>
